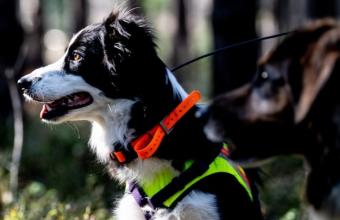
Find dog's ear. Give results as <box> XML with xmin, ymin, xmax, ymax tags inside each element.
<box><xmin>260</xmin><ymin>19</ymin><xmax>337</xmax><ymax>65</ymax></box>
<box><xmin>295</xmin><ymin>27</ymin><xmax>340</xmax><ymax>122</ymax></box>
<box><xmin>259</xmin><ymin>19</ymin><xmax>339</xmax><ymax>123</ymax></box>
<box><xmin>103</xmin><ymin>8</ymin><xmax>155</xmax><ymax>50</ymax></box>
<box><xmin>104</xmin><ymin>9</ymin><xmax>131</xmax><ymax>40</ymax></box>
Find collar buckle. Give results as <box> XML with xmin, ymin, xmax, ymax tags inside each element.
<box><xmin>159</xmin><ymin>118</ymin><xmax>173</xmax><ymax>135</ymax></box>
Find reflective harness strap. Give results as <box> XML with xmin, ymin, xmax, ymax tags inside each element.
<box><xmin>110</xmin><ymin>90</ymin><xmax>201</xmax><ymax>164</ymax></box>
<box><xmin>128</xmin><ymin>145</ymin><xmax>221</xmax><ymax>208</ymax></box>
<box><xmin>128</xmin><ymin>145</ymin><xmax>253</xmax><ymax>219</ymax></box>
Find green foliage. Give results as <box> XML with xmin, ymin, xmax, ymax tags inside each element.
<box><xmin>280</xmin><ymin>209</ymin><xmax>299</xmax><ymax>220</ymax></box>
<box><xmin>0</xmin><ymin>112</ymin><xmax>121</xmax><ymax>219</ymax></box>
<box><xmin>141</xmin><ymin>0</ymin><xmax>170</xmax><ymax>17</ymax></box>
<box><xmin>260</xmin><ymin>156</ymin><xmax>305</xmax><ymax>219</ymax></box>
<box><xmin>1</xmin><ymin>177</ymin><xmax>114</xmax><ymax>220</ymax></box>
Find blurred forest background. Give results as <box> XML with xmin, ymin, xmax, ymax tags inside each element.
<box><xmin>1</xmin><ymin>0</ymin><xmax>340</xmax><ymax>219</ymax></box>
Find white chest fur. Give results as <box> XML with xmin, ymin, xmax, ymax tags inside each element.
<box><xmin>89</xmin><ymin>99</ymin><xmax>136</xmax><ymax>163</ymax></box>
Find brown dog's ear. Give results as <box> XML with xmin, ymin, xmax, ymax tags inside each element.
<box><xmin>259</xmin><ymin>19</ymin><xmax>339</xmax><ymax>123</ymax></box>
<box><xmin>295</xmin><ymin>27</ymin><xmax>340</xmax><ymax>122</ymax></box>
<box><xmin>259</xmin><ymin>19</ymin><xmax>337</xmax><ymax>65</ymax></box>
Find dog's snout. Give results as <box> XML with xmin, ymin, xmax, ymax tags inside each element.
<box><xmin>17</xmin><ymin>75</ymin><xmax>43</xmax><ymax>91</ymax></box>
<box><xmin>17</xmin><ymin>77</ymin><xmax>32</xmax><ymax>91</ymax></box>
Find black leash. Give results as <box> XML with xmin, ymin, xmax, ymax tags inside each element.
<box><xmin>171</xmin><ymin>31</ymin><xmax>295</xmax><ymax>72</ymax></box>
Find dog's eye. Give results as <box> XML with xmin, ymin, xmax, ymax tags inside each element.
<box><xmin>71</xmin><ymin>52</ymin><xmax>83</xmax><ymax>62</ymax></box>
<box><xmin>260</xmin><ymin>71</ymin><xmax>269</xmax><ymax>80</ymax></box>
<box><xmin>253</xmin><ymin>71</ymin><xmax>270</xmax><ymax>87</ymax></box>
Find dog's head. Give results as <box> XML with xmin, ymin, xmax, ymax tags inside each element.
<box><xmin>203</xmin><ymin>18</ymin><xmax>340</xmax><ymax>216</ymax></box>
<box><xmin>18</xmin><ymin>8</ymin><xmax>167</xmax><ymax>124</ymax></box>
<box><xmin>203</xmin><ymin>19</ymin><xmax>340</xmax><ymax>162</ymax></box>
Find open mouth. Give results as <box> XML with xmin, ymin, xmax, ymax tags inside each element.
<box><xmin>39</xmin><ymin>92</ymin><xmax>93</xmax><ymax>120</ymax></box>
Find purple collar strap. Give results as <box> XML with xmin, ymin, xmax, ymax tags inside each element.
<box><xmin>128</xmin><ymin>182</ymin><xmax>155</xmax><ymax>220</ymax></box>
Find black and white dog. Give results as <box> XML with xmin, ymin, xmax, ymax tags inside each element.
<box><xmin>17</xmin><ymin>8</ymin><xmax>262</xmax><ymax>220</ymax></box>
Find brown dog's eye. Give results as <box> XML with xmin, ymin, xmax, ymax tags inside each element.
<box><xmin>261</xmin><ymin>71</ymin><xmax>269</xmax><ymax>79</ymax></box>
<box><xmin>71</xmin><ymin>52</ymin><xmax>83</xmax><ymax>62</ymax></box>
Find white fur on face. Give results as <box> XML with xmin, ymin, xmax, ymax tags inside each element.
<box><xmin>24</xmin><ymin>54</ymin><xmax>136</xmax><ymax>164</ymax></box>
<box><xmin>23</xmin><ymin>57</ymin><xmax>115</xmax><ymax>122</ymax></box>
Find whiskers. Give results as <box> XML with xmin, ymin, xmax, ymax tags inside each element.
<box><xmin>66</xmin><ymin>122</ymin><xmax>81</xmax><ymax>139</ymax></box>
<box><xmin>107</xmin><ymin>103</ymin><xmax>114</xmax><ymax>116</ymax></box>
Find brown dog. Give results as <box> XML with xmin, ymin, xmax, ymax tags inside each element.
<box><xmin>203</xmin><ymin>19</ymin><xmax>340</xmax><ymax>219</ymax></box>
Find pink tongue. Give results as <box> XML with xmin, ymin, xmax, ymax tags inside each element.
<box><xmin>40</xmin><ymin>104</ymin><xmax>48</xmax><ymax>118</ymax></box>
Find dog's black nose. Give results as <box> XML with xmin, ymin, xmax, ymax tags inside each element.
<box><xmin>17</xmin><ymin>77</ymin><xmax>32</xmax><ymax>91</ymax></box>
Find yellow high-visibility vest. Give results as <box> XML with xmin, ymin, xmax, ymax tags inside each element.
<box><xmin>139</xmin><ymin>145</ymin><xmax>253</xmax><ymax>208</ymax></box>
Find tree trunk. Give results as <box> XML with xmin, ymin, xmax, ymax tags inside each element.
<box><xmin>73</xmin><ymin>0</ymin><xmax>88</xmax><ymax>31</ymax></box>
<box><xmin>25</xmin><ymin>0</ymin><xmax>43</xmax><ymax>68</ymax></box>
<box><xmin>0</xmin><ymin>0</ymin><xmax>24</xmax><ymax>199</ymax></box>
<box><xmin>308</xmin><ymin>0</ymin><xmax>337</xmax><ymax>19</ymax></box>
<box><xmin>211</xmin><ymin>0</ymin><xmax>258</xmax><ymax>95</ymax></box>
<box><xmin>0</xmin><ymin>0</ymin><xmax>24</xmax><ymax>119</ymax></box>
<box><xmin>171</xmin><ymin>0</ymin><xmax>189</xmax><ymax>83</ymax></box>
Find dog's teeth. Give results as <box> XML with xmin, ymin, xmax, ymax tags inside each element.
<box><xmin>46</xmin><ymin>104</ymin><xmax>52</xmax><ymax>111</ymax></box>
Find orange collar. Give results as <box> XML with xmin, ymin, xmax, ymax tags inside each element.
<box><xmin>111</xmin><ymin>90</ymin><xmax>201</xmax><ymax>164</ymax></box>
